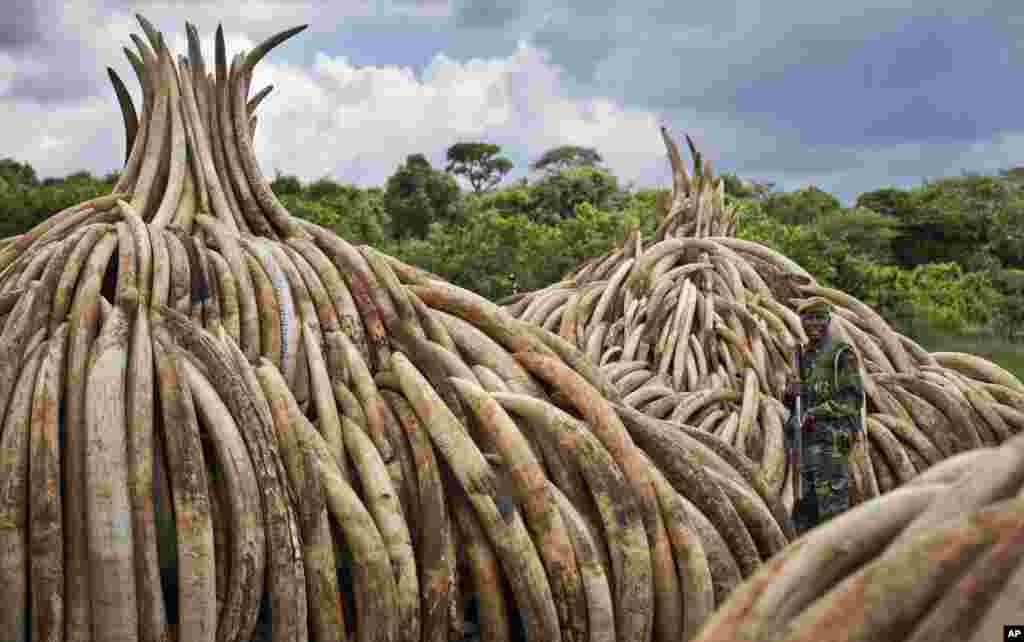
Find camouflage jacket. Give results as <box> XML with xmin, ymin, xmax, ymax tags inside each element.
<box><xmin>786</xmin><ymin>334</ymin><xmax>865</xmax><ymax>422</ymax></box>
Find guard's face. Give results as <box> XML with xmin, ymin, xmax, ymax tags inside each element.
<box><xmin>801</xmin><ymin>311</ymin><xmax>829</xmax><ymax>340</ymax></box>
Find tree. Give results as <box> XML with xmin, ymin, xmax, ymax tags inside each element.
<box><xmin>761</xmin><ymin>185</ymin><xmax>841</xmax><ymax>225</ymax></box>
<box><xmin>856</xmin><ymin>187</ymin><xmax>914</xmax><ymax>218</ymax></box>
<box><xmin>271</xmin><ymin>170</ymin><xmax>303</xmax><ymax>195</ymax></box>
<box><xmin>529</xmin><ymin>165</ymin><xmax>626</xmax><ymax>222</ymax></box>
<box><xmin>388</xmin><ymin>197</ymin><xmax>655</xmax><ymax>301</ymax></box>
<box><xmin>0</xmin><ymin>162</ymin><xmax>109</xmax><ymax>238</ymax></box>
<box><xmin>384</xmin><ymin>154</ymin><xmax>460</xmax><ymax>239</ymax></box>
<box><xmin>445</xmin><ymin>142</ymin><xmax>513</xmax><ymax>193</ymax></box>
<box><xmin>530</xmin><ymin>145</ymin><xmax>603</xmax><ymax>173</ymax></box>
<box><xmin>720</xmin><ymin>172</ymin><xmax>773</xmax><ymax>200</ymax></box>
<box><xmin>1000</xmin><ymin>167</ymin><xmax>1024</xmax><ymax>186</ymax></box>
<box><xmin>856</xmin><ymin>175</ymin><xmax>1024</xmax><ymax>270</ymax></box>
<box><xmin>306</xmin><ymin>177</ymin><xmax>346</xmax><ymax>200</ymax></box>
<box><xmin>282</xmin><ymin>184</ymin><xmax>388</xmax><ymax>247</ymax></box>
<box><xmin>811</xmin><ymin>206</ymin><xmax>905</xmax><ymax>265</ymax></box>
<box><xmin>65</xmin><ymin>170</ymin><xmax>94</xmax><ymax>183</ymax></box>
<box><xmin>0</xmin><ymin>158</ymin><xmax>38</xmax><ymax>188</ymax></box>
<box><xmin>463</xmin><ymin>184</ymin><xmax>533</xmax><ymax>218</ymax></box>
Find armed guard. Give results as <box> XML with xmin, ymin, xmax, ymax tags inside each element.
<box><xmin>783</xmin><ymin>297</ymin><xmax>865</xmax><ymax>534</ymax></box>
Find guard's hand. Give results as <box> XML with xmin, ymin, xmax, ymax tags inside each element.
<box><xmin>801</xmin><ymin>414</ymin><xmax>816</xmax><ymax>432</ymax></box>
<box><xmin>784</xmin><ymin>381</ymin><xmax>802</xmax><ymax>401</ymax></box>
<box><xmin>835</xmin><ymin>431</ymin><xmax>852</xmax><ymax>456</ymax></box>
<box><xmin>783</xmin><ymin>417</ymin><xmax>796</xmax><ymax>443</ymax></box>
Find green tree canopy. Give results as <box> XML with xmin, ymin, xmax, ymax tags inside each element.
<box><xmin>811</xmin><ymin>206</ymin><xmax>905</xmax><ymax>264</ymax></box>
<box><xmin>720</xmin><ymin>172</ymin><xmax>774</xmax><ymax>200</ymax></box>
<box><xmin>529</xmin><ymin>165</ymin><xmax>626</xmax><ymax>222</ymax></box>
<box><xmin>384</xmin><ymin>153</ymin><xmax>460</xmax><ymax>239</ymax></box>
<box><xmin>857</xmin><ymin>174</ymin><xmax>1024</xmax><ymax>270</ymax></box>
<box><xmin>855</xmin><ymin>187</ymin><xmax>915</xmax><ymax>218</ymax></box>
<box><xmin>1000</xmin><ymin>167</ymin><xmax>1024</xmax><ymax>186</ymax></box>
<box><xmin>530</xmin><ymin>145</ymin><xmax>603</xmax><ymax>173</ymax></box>
<box><xmin>760</xmin><ymin>185</ymin><xmax>842</xmax><ymax>225</ymax></box>
<box><xmin>445</xmin><ymin>142</ymin><xmax>513</xmax><ymax>193</ymax></box>
<box><xmin>0</xmin><ymin>161</ymin><xmax>110</xmax><ymax>238</ymax></box>
<box><xmin>307</xmin><ymin>176</ymin><xmax>347</xmax><ymax>200</ymax></box>
<box><xmin>271</xmin><ymin>171</ymin><xmax>303</xmax><ymax>195</ymax></box>
<box><xmin>0</xmin><ymin>158</ymin><xmax>38</xmax><ymax>188</ymax></box>
<box><xmin>282</xmin><ymin>184</ymin><xmax>388</xmax><ymax>247</ymax></box>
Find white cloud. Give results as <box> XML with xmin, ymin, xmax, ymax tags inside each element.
<box><xmin>238</xmin><ymin>40</ymin><xmax>683</xmax><ymax>188</ymax></box>
<box><xmin>4</xmin><ymin>1</ymin><xmax>1021</xmax><ymax>208</ymax></box>
<box><xmin>8</xmin><ymin>7</ymin><xmax>692</xmax><ymax>191</ymax></box>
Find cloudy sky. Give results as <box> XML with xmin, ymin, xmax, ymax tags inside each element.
<box><xmin>2</xmin><ymin>0</ymin><xmax>1022</xmax><ymax>203</ymax></box>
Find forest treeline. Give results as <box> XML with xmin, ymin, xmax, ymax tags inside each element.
<box><xmin>2</xmin><ymin>145</ymin><xmax>1022</xmax><ymax>374</ymax></box>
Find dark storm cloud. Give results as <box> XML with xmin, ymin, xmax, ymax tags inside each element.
<box><xmin>5</xmin><ymin>71</ymin><xmax>99</xmax><ymax>103</ymax></box>
<box><xmin>454</xmin><ymin>0</ymin><xmax>527</xmax><ymax>28</ymax></box>
<box><xmin>0</xmin><ymin>1</ymin><xmax>130</xmax><ymax>104</ymax></box>
<box><xmin>525</xmin><ymin>2</ymin><xmax>1021</xmax><ymax>148</ymax></box>
<box><xmin>0</xmin><ymin>0</ymin><xmax>45</xmax><ymax>51</ymax></box>
<box><xmin>11</xmin><ymin>0</ymin><xmax>1024</xmax><ymax>205</ymax></box>
<box><xmin>531</xmin><ymin>28</ymin><xmax>616</xmax><ymax>82</ymax></box>
<box><xmin>531</xmin><ymin>0</ymin><xmax>739</xmax><ymax>83</ymax></box>
<box><xmin>2</xmin><ymin>0</ymin><xmax>308</xmax><ymax>105</ymax></box>
<box><xmin>723</xmin><ymin>13</ymin><xmax>1017</xmax><ymax>146</ymax></box>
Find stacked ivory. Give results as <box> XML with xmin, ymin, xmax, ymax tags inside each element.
<box><xmin>504</xmin><ymin>128</ymin><xmax>1024</xmax><ymax>510</ymax></box>
<box><xmin>0</xmin><ymin>16</ymin><xmax>793</xmax><ymax>642</ymax></box>
<box><xmin>694</xmin><ymin>430</ymin><xmax>1024</xmax><ymax>642</ymax></box>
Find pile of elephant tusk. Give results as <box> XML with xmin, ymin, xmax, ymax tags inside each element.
<box><xmin>0</xmin><ymin>15</ymin><xmax>810</xmax><ymax>642</ymax></box>
<box><xmin>694</xmin><ymin>430</ymin><xmax>1024</xmax><ymax>642</ymax></box>
<box><xmin>504</xmin><ymin>128</ymin><xmax>1024</xmax><ymax>512</ymax></box>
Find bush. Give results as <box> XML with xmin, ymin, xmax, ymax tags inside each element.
<box><xmin>528</xmin><ymin>166</ymin><xmax>627</xmax><ymax>223</ymax></box>
<box><xmin>388</xmin><ymin>200</ymin><xmax>653</xmax><ymax>301</ymax></box>
<box><xmin>845</xmin><ymin>260</ymin><xmax>1003</xmax><ymax>337</ymax></box>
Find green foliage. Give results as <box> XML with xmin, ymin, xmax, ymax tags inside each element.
<box><xmin>811</xmin><ymin>207</ymin><xmax>904</xmax><ymax>264</ymax></box>
<box><xmin>384</xmin><ymin>154</ymin><xmax>460</xmax><ymax>240</ymax></box>
<box><xmin>858</xmin><ymin>174</ymin><xmax>1024</xmax><ymax>270</ymax></box>
<box><xmin>444</xmin><ymin>142</ymin><xmax>513</xmax><ymax>193</ymax></box>
<box><xmin>720</xmin><ymin>172</ymin><xmax>773</xmax><ymax>200</ymax></box>
<box><xmin>282</xmin><ymin>183</ymin><xmax>388</xmax><ymax>247</ymax></box>
<box><xmin>271</xmin><ymin>171</ymin><xmax>303</xmax><ymax>195</ymax></box>
<box><xmin>855</xmin><ymin>187</ymin><xmax>914</xmax><ymax>218</ymax></box>
<box><xmin>389</xmin><ymin>199</ymin><xmax>653</xmax><ymax>300</ymax></box>
<box><xmin>529</xmin><ymin>165</ymin><xmax>626</xmax><ymax>223</ymax></box>
<box><xmin>530</xmin><ymin>145</ymin><xmax>603</xmax><ymax>173</ymax></box>
<box><xmin>737</xmin><ymin>201</ymin><xmax>841</xmax><ymax>283</ymax></box>
<box><xmin>390</xmin><ymin>210</ymin><xmax>553</xmax><ymax>300</ymax></box>
<box><xmin>989</xmin><ymin>269</ymin><xmax>1024</xmax><ymax>341</ymax></box>
<box><xmin>558</xmin><ymin>201</ymin><xmax>652</xmax><ymax>265</ymax></box>
<box><xmin>848</xmin><ymin>261</ymin><xmax>1003</xmax><ymax>336</ymax></box>
<box><xmin>461</xmin><ymin>184</ymin><xmax>532</xmax><ymax>218</ymax></box>
<box><xmin>307</xmin><ymin>177</ymin><xmax>347</xmax><ymax>200</ymax></box>
<box><xmin>737</xmin><ymin>195</ymin><xmax>1015</xmax><ymax>340</ymax></box>
<box><xmin>0</xmin><ymin>158</ymin><xmax>38</xmax><ymax>188</ymax></box>
<box><xmin>2</xmin><ymin>154</ymin><xmax>1020</xmax><ymax>350</ymax></box>
<box><xmin>0</xmin><ymin>166</ymin><xmax>111</xmax><ymax>238</ymax></box>
<box><xmin>760</xmin><ymin>185</ymin><xmax>842</xmax><ymax>225</ymax></box>
<box><xmin>992</xmin><ymin>268</ymin><xmax>1024</xmax><ymax>293</ymax></box>
<box><xmin>617</xmin><ymin>188</ymin><xmax>664</xmax><ymax>235</ymax></box>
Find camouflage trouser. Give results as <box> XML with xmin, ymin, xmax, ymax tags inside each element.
<box><xmin>795</xmin><ymin>419</ymin><xmax>855</xmax><ymax>534</ymax></box>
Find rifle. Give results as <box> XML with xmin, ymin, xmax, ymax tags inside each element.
<box><xmin>791</xmin><ymin>349</ymin><xmax>804</xmax><ymax>502</ymax></box>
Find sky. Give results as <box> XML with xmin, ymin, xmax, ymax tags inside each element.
<box><xmin>2</xmin><ymin>0</ymin><xmax>1022</xmax><ymax>204</ymax></box>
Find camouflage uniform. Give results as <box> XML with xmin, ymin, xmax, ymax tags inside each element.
<box><xmin>784</xmin><ymin>302</ymin><xmax>865</xmax><ymax>534</ymax></box>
